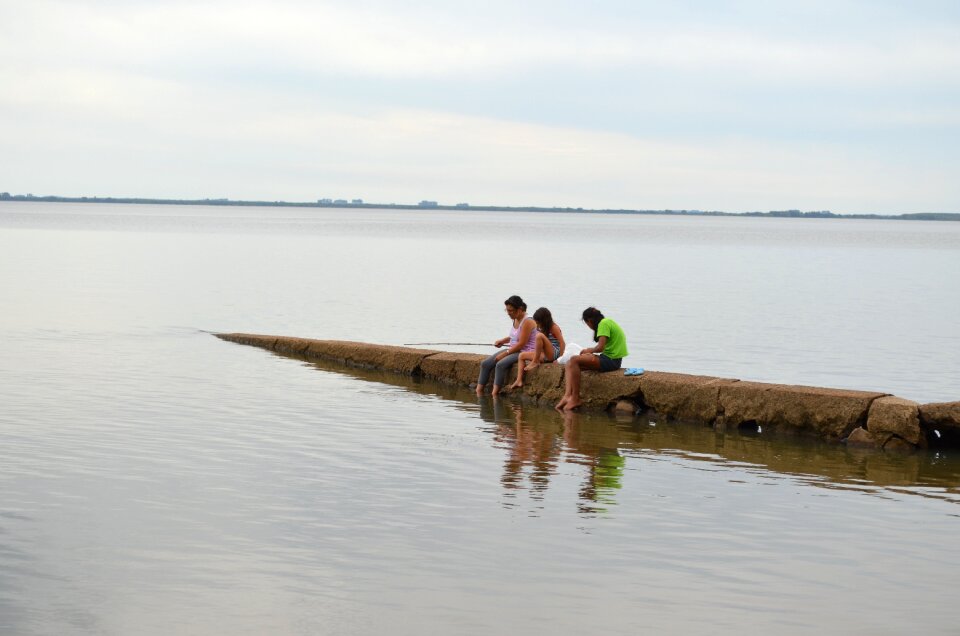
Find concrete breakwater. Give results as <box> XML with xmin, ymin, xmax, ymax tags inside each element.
<box><xmin>216</xmin><ymin>333</ymin><xmax>960</xmax><ymax>451</ymax></box>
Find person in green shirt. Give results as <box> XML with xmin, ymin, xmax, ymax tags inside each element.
<box><xmin>555</xmin><ymin>307</ymin><xmax>628</xmax><ymax>411</ymax></box>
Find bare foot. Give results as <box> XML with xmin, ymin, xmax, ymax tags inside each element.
<box><xmin>475</xmin><ymin>384</ymin><xmax>485</xmax><ymax>396</ymax></box>
<box><xmin>508</xmin><ymin>380</ymin><xmax>523</xmax><ymax>390</ymax></box>
<box><xmin>491</xmin><ymin>386</ymin><xmax>501</xmax><ymax>397</ymax></box>
<box><xmin>554</xmin><ymin>397</ymin><xmax>568</xmax><ymax>411</ymax></box>
<box><xmin>525</xmin><ymin>362</ymin><xmax>540</xmax><ymax>372</ymax></box>
<box><xmin>563</xmin><ymin>399</ymin><xmax>583</xmax><ymax>411</ymax></box>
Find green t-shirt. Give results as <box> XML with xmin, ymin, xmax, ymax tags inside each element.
<box><xmin>597</xmin><ymin>318</ymin><xmax>628</xmax><ymax>359</ymax></box>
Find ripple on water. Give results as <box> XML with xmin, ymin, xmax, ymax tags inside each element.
<box><xmin>2</xmin><ymin>331</ymin><xmax>960</xmax><ymax>634</ymax></box>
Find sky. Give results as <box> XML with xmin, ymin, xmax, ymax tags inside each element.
<box><xmin>1</xmin><ymin>0</ymin><xmax>958</xmax><ymax>213</ymax></box>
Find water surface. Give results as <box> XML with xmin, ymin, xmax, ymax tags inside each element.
<box><xmin>1</xmin><ymin>203</ymin><xmax>959</xmax><ymax>634</ymax></box>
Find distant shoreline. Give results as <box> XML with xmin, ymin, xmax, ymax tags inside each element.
<box><xmin>1</xmin><ymin>193</ymin><xmax>957</xmax><ymax>222</ymax></box>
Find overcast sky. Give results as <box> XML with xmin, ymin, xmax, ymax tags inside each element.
<box><xmin>2</xmin><ymin>0</ymin><xmax>958</xmax><ymax>212</ymax></box>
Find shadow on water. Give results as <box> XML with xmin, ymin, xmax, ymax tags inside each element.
<box><xmin>282</xmin><ymin>353</ymin><xmax>960</xmax><ymax>510</ymax></box>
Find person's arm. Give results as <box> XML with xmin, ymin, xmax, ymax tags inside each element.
<box><xmin>582</xmin><ymin>335</ymin><xmax>608</xmax><ymax>355</ymax></box>
<box><xmin>553</xmin><ymin>324</ymin><xmax>566</xmax><ymax>355</ymax></box>
<box><xmin>494</xmin><ymin>336</ymin><xmax>510</xmax><ymax>347</ymax></box>
<box><xmin>498</xmin><ymin>320</ymin><xmax>534</xmax><ymax>360</ymax></box>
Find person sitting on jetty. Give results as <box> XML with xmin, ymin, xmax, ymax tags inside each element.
<box><xmin>508</xmin><ymin>307</ymin><xmax>565</xmax><ymax>391</ymax></box>
<box><xmin>476</xmin><ymin>295</ymin><xmax>538</xmax><ymax>397</ymax></box>
<box><xmin>555</xmin><ymin>307</ymin><xmax>628</xmax><ymax>411</ymax></box>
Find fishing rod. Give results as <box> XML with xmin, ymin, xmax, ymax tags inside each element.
<box><xmin>403</xmin><ymin>341</ymin><xmax>498</xmax><ymax>346</ymax></box>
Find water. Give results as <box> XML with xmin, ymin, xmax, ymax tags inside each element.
<box><xmin>1</xmin><ymin>202</ymin><xmax>959</xmax><ymax>634</ymax></box>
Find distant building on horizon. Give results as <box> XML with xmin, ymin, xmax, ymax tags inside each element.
<box><xmin>318</xmin><ymin>198</ymin><xmax>332</xmax><ymax>204</ymax></box>
<box><xmin>351</xmin><ymin>199</ymin><xmax>363</xmax><ymax>205</ymax></box>
<box><xmin>418</xmin><ymin>200</ymin><xmax>439</xmax><ymax>208</ymax></box>
<box><xmin>333</xmin><ymin>199</ymin><xmax>348</xmax><ymax>205</ymax></box>
<box><xmin>455</xmin><ymin>203</ymin><xmax>469</xmax><ymax>208</ymax></box>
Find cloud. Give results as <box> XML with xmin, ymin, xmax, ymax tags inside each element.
<box><xmin>5</xmin><ymin>0</ymin><xmax>959</xmax><ymax>83</ymax></box>
<box><xmin>1</xmin><ymin>79</ymin><xmax>953</xmax><ymax>213</ymax></box>
<box><xmin>0</xmin><ymin>0</ymin><xmax>958</xmax><ymax>212</ymax></box>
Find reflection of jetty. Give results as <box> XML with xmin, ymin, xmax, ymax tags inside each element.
<box><xmin>215</xmin><ymin>334</ymin><xmax>960</xmax><ymax>451</ymax></box>
<box><xmin>259</xmin><ymin>352</ymin><xmax>960</xmax><ymax>502</ymax></box>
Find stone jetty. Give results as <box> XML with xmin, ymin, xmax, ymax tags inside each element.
<box><xmin>215</xmin><ymin>333</ymin><xmax>959</xmax><ymax>451</ymax></box>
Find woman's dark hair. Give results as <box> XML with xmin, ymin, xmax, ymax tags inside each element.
<box><xmin>582</xmin><ymin>307</ymin><xmax>605</xmax><ymax>342</ymax></box>
<box><xmin>532</xmin><ymin>307</ymin><xmax>554</xmax><ymax>333</ymax></box>
<box><xmin>504</xmin><ymin>295</ymin><xmax>527</xmax><ymax>311</ymax></box>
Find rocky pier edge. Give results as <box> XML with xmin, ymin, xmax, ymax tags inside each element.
<box><xmin>215</xmin><ymin>333</ymin><xmax>960</xmax><ymax>451</ymax></box>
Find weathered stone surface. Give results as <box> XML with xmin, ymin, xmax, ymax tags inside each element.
<box><xmin>419</xmin><ymin>352</ymin><xmax>461</xmax><ymax>383</ymax></box>
<box><xmin>920</xmin><ymin>401</ymin><xmax>960</xmax><ymax>432</ymax></box>
<box><xmin>456</xmin><ymin>355</ymin><xmax>487</xmax><ymax>387</ymax></box>
<box><xmin>304</xmin><ymin>340</ymin><xmax>439</xmax><ymax>374</ymax></box>
<box><xmin>297</xmin><ymin>339</ymin><xmax>338</xmax><ymax>357</ymax></box>
<box><xmin>216</xmin><ymin>333</ymin><xmax>280</xmax><ymax>350</ymax></box>
<box><xmin>867</xmin><ymin>396</ymin><xmax>922</xmax><ymax>446</ymax></box>
<box><xmin>845</xmin><ymin>427</ymin><xmax>879</xmax><ymax>448</ymax></box>
<box><xmin>638</xmin><ymin>372</ymin><xmax>736</xmax><ymax>422</ymax></box>
<box><xmin>573</xmin><ymin>371</ymin><xmax>644</xmax><ymax>410</ymax></box>
<box><xmin>519</xmin><ymin>364</ymin><xmax>565</xmax><ymax>402</ymax></box>
<box><xmin>215</xmin><ymin>334</ymin><xmax>960</xmax><ymax>448</ymax></box>
<box><xmin>718</xmin><ymin>382</ymin><xmax>885</xmax><ymax>440</ymax></box>
<box><xmin>273</xmin><ymin>337</ymin><xmax>318</xmax><ymax>357</ymax></box>
<box><xmin>421</xmin><ymin>352</ymin><xmax>488</xmax><ymax>385</ymax></box>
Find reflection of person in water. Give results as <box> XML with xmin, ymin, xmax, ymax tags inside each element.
<box><xmin>479</xmin><ymin>398</ymin><xmax>561</xmax><ymax>500</ymax></box>
<box><xmin>476</xmin><ymin>400</ymin><xmax>625</xmax><ymax>512</ymax></box>
<box><xmin>581</xmin><ymin>449</ymin><xmax>626</xmax><ymax>509</ymax></box>
<box><xmin>560</xmin><ymin>410</ymin><xmax>626</xmax><ymax>513</ymax></box>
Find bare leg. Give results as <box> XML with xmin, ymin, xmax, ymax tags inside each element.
<box><xmin>563</xmin><ymin>354</ymin><xmax>601</xmax><ymax>411</ymax></box>
<box><xmin>555</xmin><ymin>367</ymin><xmax>572</xmax><ymax>410</ymax></box>
<box><xmin>528</xmin><ymin>333</ymin><xmax>546</xmax><ymax>368</ymax></box>
<box><xmin>543</xmin><ymin>332</ymin><xmax>557</xmax><ymax>362</ymax></box>
<box><xmin>476</xmin><ymin>383</ymin><xmax>485</xmax><ymax>396</ymax></box>
<box><xmin>526</xmin><ymin>333</ymin><xmax>552</xmax><ymax>372</ymax></box>
<box><xmin>509</xmin><ymin>351</ymin><xmax>535</xmax><ymax>390</ymax></box>
<box><xmin>558</xmin><ymin>357</ymin><xmax>580</xmax><ymax>410</ymax></box>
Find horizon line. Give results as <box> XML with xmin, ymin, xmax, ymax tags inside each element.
<box><xmin>1</xmin><ymin>191</ymin><xmax>958</xmax><ymax>221</ymax></box>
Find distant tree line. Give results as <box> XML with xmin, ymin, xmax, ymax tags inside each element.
<box><xmin>0</xmin><ymin>192</ymin><xmax>957</xmax><ymax>221</ymax></box>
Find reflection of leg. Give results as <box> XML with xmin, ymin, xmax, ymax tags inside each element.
<box><xmin>559</xmin><ymin>409</ymin><xmax>579</xmax><ymax>440</ymax></box>
<box><xmin>476</xmin><ymin>394</ymin><xmax>496</xmax><ymax>422</ymax></box>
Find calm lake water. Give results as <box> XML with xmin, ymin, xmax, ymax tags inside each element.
<box><xmin>1</xmin><ymin>202</ymin><xmax>959</xmax><ymax>634</ymax></box>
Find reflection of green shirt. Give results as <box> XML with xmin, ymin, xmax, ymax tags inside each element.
<box><xmin>593</xmin><ymin>451</ymin><xmax>625</xmax><ymax>506</ymax></box>
<box><xmin>597</xmin><ymin>318</ymin><xmax>628</xmax><ymax>359</ymax></box>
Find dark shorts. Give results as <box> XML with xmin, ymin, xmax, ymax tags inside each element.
<box><xmin>598</xmin><ymin>354</ymin><xmax>623</xmax><ymax>372</ymax></box>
